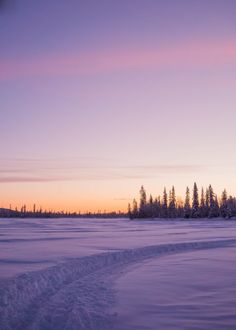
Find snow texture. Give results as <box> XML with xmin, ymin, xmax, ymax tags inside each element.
<box><xmin>1</xmin><ymin>238</ymin><xmax>236</xmax><ymax>330</ymax></box>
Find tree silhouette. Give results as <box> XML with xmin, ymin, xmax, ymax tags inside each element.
<box><xmin>184</xmin><ymin>187</ymin><xmax>191</xmax><ymax>218</ymax></box>
<box><xmin>169</xmin><ymin>186</ymin><xmax>176</xmax><ymax>218</ymax></box>
<box><xmin>191</xmin><ymin>182</ymin><xmax>199</xmax><ymax>218</ymax></box>
<box><xmin>162</xmin><ymin>187</ymin><xmax>168</xmax><ymax>218</ymax></box>
<box><xmin>129</xmin><ymin>184</ymin><xmax>236</xmax><ymax>220</ymax></box>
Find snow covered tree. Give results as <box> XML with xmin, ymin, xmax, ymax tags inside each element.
<box><xmin>139</xmin><ymin>186</ymin><xmax>147</xmax><ymax>208</ymax></box>
<box><xmin>227</xmin><ymin>196</ymin><xmax>235</xmax><ymax>218</ymax></box>
<box><xmin>168</xmin><ymin>190</ymin><xmax>172</xmax><ymax>207</ymax></box>
<box><xmin>220</xmin><ymin>190</ymin><xmax>226</xmax><ymax>217</ymax></box>
<box><xmin>149</xmin><ymin>194</ymin><xmax>153</xmax><ymax>205</ymax></box>
<box><xmin>208</xmin><ymin>185</ymin><xmax>219</xmax><ymax>218</ymax></box>
<box><xmin>220</xmin><ymin>190</ymin><xmax>230</xmax><ymax>218</ymax></box>
<box><xmin>200</xmin><ymin>187</ymin><xmax>206</xmax><ymax>217</ymax></box>
<box><xmin>161</xmin><ymin>187</ymin><xmax>168</xmax><ymax>218</ymax></box>
<box><xmin>169</xmin><ymin>186</ymin><xmax>176</xmax><ymax>218</ymax></box>
<box><xmin>176</xmin><ymin>197</ymin><xmax>184</xmax><ymax>217</ymax></box>
<box><xmin>129</xmin><ymin>183</ymin><xmax>236</xmax><ymax>220</ymax></box>
<box><xmin>132</xmin><ymin>199</ymin><xmax>138</xmax><ymax>218</ymax></box>
<box><xmin>215</xmin><ymin>194</ymin><xmax>219</xmax><ymax>214</ymax></box>
<box><xmin>191</xmin><ymin>182</ymin><xmax>199</xmax><ymax>218</ymax></box>
<box><xmin>139</xmin><ymin>186</ymin><xmax>147</xmax><ymax>217</ymax></box>
<box><xmin>184</xmin><ymin>186</ymin><xmax>191</xmax><ymax>218</ymax></box>
<box><xmin>205</xmin><ymin>187</ymin><xmax>210</xmax><ymax>217</ymax></box>
<box><xmin>128</xmin><ymin>203</ymin><xmax>132</xmax><ymax>218</ymax></box>
<box><xmin>153</xmin><ymin>196</ymin><xmax>161</xmax><ymax>218</ymax></box>
<box><xmin>147</xmin><ymin>194</ymin><xmax>154</xmax><ymax>217</ymax></box>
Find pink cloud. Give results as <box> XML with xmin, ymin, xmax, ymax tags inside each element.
<box><xmin>1</xmin><ymin>39</ymin><xmax>236</xmax><ymax>80</ymax></box>
<box><xmin>0</xmin><ymin>158</ymin><xmax>204</xmax><ymax>183</ymax></box>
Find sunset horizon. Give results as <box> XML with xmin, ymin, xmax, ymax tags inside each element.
<box><xmin>1</xmin><ymin>1</ymin><xmax>236</xmax><ymax>212</ymax></box>
<box><xmin>1</xmin><ymin>1</ymin><xmax>236</xmax><ymax>329</ymax></box>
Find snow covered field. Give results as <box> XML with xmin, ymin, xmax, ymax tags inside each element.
<box><xmin>1</xmin><ymin>217</ymin><xmax>236</xmax><ymax>329</ymax></box>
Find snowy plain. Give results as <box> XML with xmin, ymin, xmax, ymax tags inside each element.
<box><xmin>1</xmin><ymin>217</ymin><xmax>236</xmax><ymax>329</ymax></box>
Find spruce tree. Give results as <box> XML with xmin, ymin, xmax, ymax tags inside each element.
<box><xmin>148</xmin><ymin>194</ymin><xmax>154</xmax><ymax>218</ymax></box>
<box><xmin>139</xmin><ymin>186</ymin><xmax>147</xmax><ymax>217</ymax></box>
<box><xmin>153</xmin><ymin>196</ymin><xmax>161</xmax><ymax>218</ymax></box>
<box><xmin>227</xmin><ymin>196</ymin><xmax>234</xmax><ymax>218</ymax></box>
<box><xmin>132</xmin><ymin>199</ymin><xmax>138</xmax><ymax>218</ymax></box>
<box><xmin>220</xmin><ymin>189</ymin><xmax>229</xmax><ymax>218</ymax></box>
<box><xmin>149</xmin><ymin>194</ymin><xmax>153</xmax><ymax>204</ymax></box>
<box><xmin>192</xmin><ymin>182</ymin><xmax>199</xmax><ymax>217</ymax></box>
<box><xmin>200</xmin><ymin>187</ymin><xmax>206</xmax><ymax>217</ymax></box>
<box><xmin>128</xmin><ymin>203</ymin><xmax>132</xmax><ymax>219</ymax></box>
<box><xmin>139</xmin><ymin>186</ymin><xmax>147</xmax><ymax>208</ymax></box>
<box><xmin>162</xmin><ymin>187</ymin><xmax>168</xmax><ymax>218</ymax></box>
<box><xmin>184</xmin><ymin>186</ymin><xmax>191</xmax><ymax>218</ymax></box>
<box><xmin>205</xmin><ymin>188</ymin><xmax>210</xmax><ymax>217</ymax></box>
<box><xmin>208</xmin><ymin>185</ymin><xmax>219</xmax><ymax>218</ymax></box>
<box><xmin>215</xmin><ymin>195</ymin><xmax>219</xmax><ymax>216</ymax></box>
<box><xmin>169</xmin><ymin>186</ymin><xmax>176</xmax><ymax>218</ymax></box>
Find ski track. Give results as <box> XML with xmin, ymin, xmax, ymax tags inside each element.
<box><xmin>1</xmin><ymin>239</ymin><xmax>236</xmax><ymax>330</ymax></box>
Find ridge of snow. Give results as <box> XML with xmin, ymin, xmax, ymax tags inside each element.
<box><xmin>1</xmin><ymin>239</ymin><xmax>236</xmax><ymax>330</ymax></box>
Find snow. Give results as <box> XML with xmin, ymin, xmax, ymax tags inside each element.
<box><xmin>1</xmin><ymin>217</ymin><xmax>236</xmax><ymax>329</ymax></box>
<box><xmin>113</xmin><ymin>247</ymin><xmax>236</xmax><ymax>330</ymax></box>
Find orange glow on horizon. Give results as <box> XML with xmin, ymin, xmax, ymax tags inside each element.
<box><xmin>0</xmin><ymin>200</ymin><xmax>129</xmax><ymax>214</ymax></box>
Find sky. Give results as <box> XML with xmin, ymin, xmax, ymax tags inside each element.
<box><xmin>1</xmin><ymin>0</ymin><xmax>236</xmax><ymax>212</ymax></box>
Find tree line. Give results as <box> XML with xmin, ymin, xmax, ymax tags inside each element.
<box><xmin>0</xmin><ymin>206</ymin><xmax>126</xmax><ymax>219</ymax></box>
<box><xmin>128</xmin><ymin>183</ymin><xmax>236</xmax><ymax>219</ymax></box>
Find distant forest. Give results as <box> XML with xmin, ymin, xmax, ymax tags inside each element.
<box><xmin>128</xmin><ymin>184</ymin><xmax>236</xmax><ymax>219</ymax></box>
<box><xmin>0</xmin><ymin>207</ymin><xmax>126</xmax><ymax>219</ymax></box>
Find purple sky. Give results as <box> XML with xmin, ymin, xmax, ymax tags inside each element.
<box><xmin>1</xmin><ymin>0</ymin><xmax>236</xmax><ymax>212</ymax></box>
